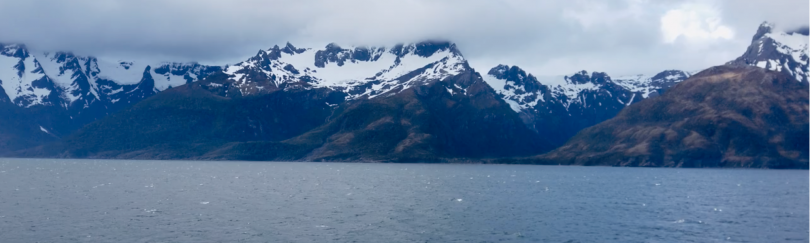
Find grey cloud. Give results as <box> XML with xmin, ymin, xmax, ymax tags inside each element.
<box><xmin>0</xmin><ymin>0</ymin><xmax>806</xmax><ymax>76</ymax></box>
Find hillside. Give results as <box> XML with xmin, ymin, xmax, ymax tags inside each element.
<box><xmin>528</xmin><ymin>65</ymin><xmax>808</xmax><ymax>169</ymax></box>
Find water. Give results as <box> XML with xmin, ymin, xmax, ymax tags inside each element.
<box><xmin>0</xmin><ymin>159</ymin><xmax>807</xmax><ymax>242</ymax></box>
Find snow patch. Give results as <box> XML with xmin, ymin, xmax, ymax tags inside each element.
<box><xmin>39</xmin><ymin>126</ymin><xmax>50</xmax><ymax>134</ymax></box>
<box><xmin>504</xmin><ymin>99</ymin><xmax>521</xmax><ymax>112</ymax></box>
<box><xmin>613</xmin><ymin>71</ymin><xmax>692</xmax><ymax>98</ymax></box>
<box><xmin>225</xmin><ymin>43</ymin><xmax>467</xmax><ymax>100</ymax></box>
<box><xmin>0</xmin><ymin>54</ymin><xmax>49</xmax><ymax>106</ymax></box>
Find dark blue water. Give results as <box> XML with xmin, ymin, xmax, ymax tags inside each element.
<box><xmin>0</xmin><ymin>159</ymin><xmax>807</xmax><ymax>242</ymax></box>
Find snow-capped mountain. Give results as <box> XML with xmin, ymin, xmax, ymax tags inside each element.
<box><xmin>2</xmin><ymin>21</ymin><xmax>805</xmax><ymax>159</ymax></box>
<box><xmin>216</xmin><ymin>41</ymin><xmax>469</xmax><ymax>99</ymax></box>
<box><xmin>612</xmin><ymin>70</ymin><xmax>694</xmax><ymax>98</ymax></box>
<box><xmin>0</xmin><ymin>40</ymin><xmax>479</xmax><ymax>150</ymax></box>
<box><xmin>483</xmin><ymin>65</ymin><xmax>693</xmax><ymax>112</ymax></box>
<box><xmin>0</xmin><ymin>43</ymin><xmax>221</xmax><ymax>144</ymax></box>
<box><xmin>482</xmin><ymin>65</ymin><xmax>692</xmax><ymax>146</ymax></box>
<box><xmin>0</xmin><ymin>44</ymin><xmax>220</xmax><ymax>110</ymax></box>
<box><xmin>34</xmin><ymin>40</ymin><xmax>551</xmax><ymax>160</ymax></box>
<box><xmin>728</xmin><ymin>22</ymin><xmax>809</xmax><ymax>82</ymax></box>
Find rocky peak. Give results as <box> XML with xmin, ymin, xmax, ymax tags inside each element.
<box><xmin>487</xmin><ymin>65</ymin><xmax>543</xmax><ymax>94</ymax></box>
<box><xmin>220</xmin><ymin>40</ymin><xmax>468</xmax><ymax>99</ymax></box>
<box><xmin>0</xmin><ymin>43</ymin><xmax>29</xmax><ymax>58</ymax></box>
<box><xmin>256</xmin><ymin>43</ymin><xmax>308</xmax><ymax>62</ymax></box>
<box><xmin>564</xmin><ymin>70</ymin><xmax>610</xmax><ymax>85</ymax></box>
<box><xmin>314</xmin><ymin>43</ymin><xmax>386</xmax><ymax>68</ymax></box>
<box><xmin>389</xmin><ymin>41</ymin><xmax>460</xmax><ymax>58</ymax></box>
<box><xmin>282</xmin><ymin>42</ymin><xmax>306</xmax><ymax>55</ymax></box>
<box><xmin>262</xmin><ymin>46</ymin><xmax>282</xmax><ymax>60</ymax></box>
<box><xmin>752</xmin><ymin>21</ymin><xmax>774</xmax><ymax>42</ymax></box>
<box><xmin>413</xmin><ymin>41</ymin><xmax>460</xmax><ymax>57</ymax></box>
<box><xmin>727</xmin><ymin>21</ymin><xmax>809</xmax><ymax>82</ymax></box>
<box><xmin>649</xmin><ymin>70</ymin><xmax>688</xmax><ymax>81</ymax></box>
<box><xmin>488</xmin><ymin>65</ymin><xmax>527</xmax><ymax>83</ymax></box>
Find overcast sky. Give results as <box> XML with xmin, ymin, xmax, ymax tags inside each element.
<box><xmin>0</xmin><ymin>0</ymin><xmax>807</xmax><ymax>76</ymax></box>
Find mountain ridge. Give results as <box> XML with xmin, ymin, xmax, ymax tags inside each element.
<box><xmin>25</xmin><ymin>48</ymin><xmax>553</xmax><ymax>160</ymax></box>
<box><xmin>3</xmin><ymin>22</ymin><xmax>809</xmax><ymax>168</ymax></box>
<box><xmin>481</xmin><ymin>64</ymin><xmax>693</xmax><ymax>146</ymax></box>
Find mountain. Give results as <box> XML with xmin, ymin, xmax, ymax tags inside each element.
<box><xmin>0</xmin><ymin>43</ymin><xmax>220</xmax><ymax>152</ymax></box>
<box><xmin>29</xmin><ymin>41</ymin><xmax>551</xmax><ymax>161</ymax></box>
<box><xmin>528</xmin><ymin>65</ymin><xmax>808</xmax><ymax>168</ymax></box>
<box><xmin>481</xmin><ymin>65</ymin><xmax>692</xmax><ymax>146</ymax></box>
<box><xmin>218</xmin><ymin>42</ymin><xmax>468</xmax><ymax>99</ymax></box>
<box><xmin>480</xmin><ymin>21</ymin><xmax>808</xmax><ymax>151</ymax></box>
<box><xmin>488</xmin><ymin>22</ymin><xmax>808</xmax><ymax>168</ymax></box>
<box><xmin>7</xmin><ymin>21</ymin><xmax>809</xmax><ymax>166</ymax></box>
<box><xmin>727</xmin><ymin>22</ymin><xmax>809</xmax><ymax>82</ymax></box>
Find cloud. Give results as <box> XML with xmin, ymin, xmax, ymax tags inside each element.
<box><xmin>0</xmin><ymin>0</ymin><xmax>806</xmax><ymax>76</ymax></box>
<box><xmin>660</xmin><ymin>2</ymin><xmax>734</xmax><ymax>43</ymax></box>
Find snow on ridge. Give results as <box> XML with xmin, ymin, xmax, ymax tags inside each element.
<box><xmin>0</xmin><ymin>53</ymin><xmax>49</xmax><ymax>106</ymax></box>
<box><xmin>767</xmin><ymin>31</ymin><xmax>809</xmax><ymax>55</ymax></box>
<box><xmin>280</xmin><ymin>47</ymin><xmax>394</xmax><ymax>87</ymax></box>
<box><xmin>93</xmin><ymin>59</ymin><xmax>150</xmax><ymax>85</ymax></box>
<box><xmin>741</xmin><ymin>24</ymin><xmax>810</xmax><ymax>82</ymax></box>
<box><xmin>766</xmin><ymin>31</ymin><xmax>809</xmax><ymax>70</ymax></box>
<box><xmin>552</xmin><ymin>76</ymin><xmax>599</xmax><ymax>102</ymax></box>
<box><xmin>333</xmin><ymin>49</ymin><xmax>467</xmax><ymax>100</ymax></box>
<box><xmin>34</xmin><ymin>51</ymin><xmax>213</xmax><ymax>105</ymax></box>
<box><xmin>612</xmin><ymin>74</ymin><xmax>655</xmax><ymax>98</ymax></box>
<box><xmin>482</xmin><ymin>74</ymin><xmax>508</xmax><ymax>95</ymax></box>
<box><xmin>367</xmin><ymin>52</ymin><xmax>466</xmax><ymax>99</ymax></box>
<box><xmin>4</xmin><ymin>40</ymin><xmax>465</xmax><ymax>106</ymax></box>
<box><xmin>483</xmin><ymin>65</ymin><xmax>571</xmax><ymax>111</ymax></box>
<box><xmin>224</xmin><ymin>42</ymin><xmax>468</xmax><ymax>99</ymax></box>
<box><xmin>533</xmin><ymin>74</ymin><xmax>569</xmax><ymax>87</ymax></box>
<box><xmin>765</xmin><ymin>31</ymin><xmax>809</xmax><ymax>81</ymax></box>
<box><xmin>484</xmin><ymin>66</ymin><xmax>694</xmax><ymax>112</ymax></box>
<box><xmin>484</xmin><ymin>70</ymin><xmax>604</xmax><ymax>111</ymax></box>
<box><xmin>613</xmin><ymin>70</ymin><xmax>693</xmax><ymax>98</ymax></box>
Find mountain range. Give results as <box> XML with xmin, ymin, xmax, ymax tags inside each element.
<box><xmin>3</xmin><ymin>22</ymin><xmax>808</xmax><ymax>168</ymax></box>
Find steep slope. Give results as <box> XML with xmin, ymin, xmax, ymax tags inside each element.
<box><xmin>727</xmin><ymin>22</ymin><xmax>809</xmax><ymax>82</ymax></box>
<box><xmin>204</xmin><ymin>68</ymin><xmax>548</xmax><ymax>162</ymax></box>
<box><xmin>482</xmin><ymin>65</ymin><xmax>692</xmax><ymax>145</ymax></box>
<box><xmin>0</xmin><ymin>100</ymin><xmax>63</xmax><ymax>154</ymax></box>
<box><xmin>219</xmin><ymin>42</ymin><xmax>466</xmax><ymax>99</ymax></box>
<box><xmin>33</xmin><ymin>41</ymin><xmax>548</xmax><ymax>161</ymax></box>
<box><xmin>41</xmin><ymin>73</ymin><xmax>344</xmax><ymax>159</ymax></box>
<box><xmin>532</xmin><ymin>65</ymin><xmax>808</xmax><ymax>169</ymax></box>
<box><xmin>0</xmin><ymin>43</ymin><xmax>221</xmax><ymax>147</ymax></box>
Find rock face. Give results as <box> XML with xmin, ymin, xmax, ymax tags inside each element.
<box><xmin>0</xmin><ymin>43</ymin><xmax>220</xmax><ymax>153</ymax></box>
<box><xmin>727</xmin><ymin>22</ymin><xmax>809</xmax><ymax>82</ymax></box>
<box><xmin>220</xmin><ymin>41</ymin><xmax>468</xmax><ymax>99</ymax></box>
<box><xmin>30</xmin><ymin>42</ymin><xmax>550</xmax><ymax>161</ymax></box>
<box><xmin>43</xmin><ymin>73</ymin><xmax>346</xmax><ymax>159</ymax></box>
<box><xmin>533</xmin><ymin>65</ymin><xmax>808</xmax><ymax>169</ymax></box>
<box><xmin>482</xmin><ymin>65</ymin><xmax>692</xmax><ymax>146</ymax></box>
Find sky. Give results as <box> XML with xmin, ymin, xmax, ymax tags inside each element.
<box><xmin>0</xmin><ymin>0</ymin><xmax>807</xmax><ymax>76</ymax></box>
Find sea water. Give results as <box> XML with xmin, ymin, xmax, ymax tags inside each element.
<box><xmin>0</xmin><ymin>159</ymin><xmax>807</xmax><ymax>242</ymax></box>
